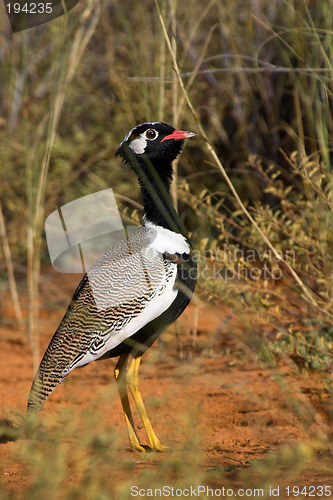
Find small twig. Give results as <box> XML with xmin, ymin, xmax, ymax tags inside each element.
<box><xmin>200</xmin><ymin>311</ymin><xmax>234</xmax><ymax>357</ymax></box>
<box><xmin>0</xmin><ymin>202</ymin><xmax>25</xmax><ymax>342</ymax></box>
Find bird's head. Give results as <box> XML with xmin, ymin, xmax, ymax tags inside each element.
<box><xmin>116</xmin><ymin>122</ymin><xmax>197</xmax><ymax>165</ymax></box>
<box><xmin>116</xmin><ymin>122</ymin><xmax>197</xmax><ymax>230</ymax></box>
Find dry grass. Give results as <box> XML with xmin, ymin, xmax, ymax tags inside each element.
<box><xmin>0</xmin><ymin>0</ymin><xmax>333</xmax><ymax>496</ymax></box>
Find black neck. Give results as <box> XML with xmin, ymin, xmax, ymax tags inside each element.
<box><xmin>131</xmin><ymin>154</ymin><xmax>187</xmax><ymax>236</ymax></box>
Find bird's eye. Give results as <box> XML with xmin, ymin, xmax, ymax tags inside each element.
<box><xmin>145</xmin><ymin>129</ymin><xmax>158</xmax><ymax>140</ymax></box>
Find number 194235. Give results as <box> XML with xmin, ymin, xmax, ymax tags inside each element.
<box><xmin>6</xmin><ymin>2</ymin><xmax>52</xmax><ymax>14</ymax></box>
<box><xmin>285</xmin><ymin>485</ymin><xmax>331</xmax><ymax>496</ymax></box>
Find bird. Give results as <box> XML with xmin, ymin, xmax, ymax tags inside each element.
<box><xmin>27</xmin><ymin>121</ymin><xmax>197</xmax><ymax>452</ymax></box>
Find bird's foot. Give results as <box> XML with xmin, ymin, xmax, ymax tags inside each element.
<box><xmin>147</xmin><ymin>436</ymin><xmax>168</xmax><ymax>452</ymax></box>
<box><xmin>129</xmin><ymin>440</ymin><xmax>168</xmax><ymax>452</ymax></box>
<box><xmin>150</xmin><ymin>443</ymin><xmax>168</xmax><ymax>452</ymax></box>
<box><xmin>130</xmin><ymin>442</ymin><xmax>146</xmax><ymax>452</ymax></box>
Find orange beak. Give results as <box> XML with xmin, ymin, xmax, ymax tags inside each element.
<box><xmin>161</xmin><ymin>130</ymin><xmax>197</xmax><ymax>142</ymax></box>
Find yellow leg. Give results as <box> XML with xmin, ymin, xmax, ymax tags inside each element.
<box><xmin>114</xmin><ymin>354</ymin><xmax>145</xmax><ymax>452</ymax></box>
<box><xmin>126</xmin><ymin>356</ymin><xmax>167</xmax><ymax>452</ymax></box>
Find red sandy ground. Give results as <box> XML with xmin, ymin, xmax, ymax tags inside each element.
<box><xmin>0</xmin><ymin>269</ymin><xmax>333</xmax><ymax>497</ymax></box>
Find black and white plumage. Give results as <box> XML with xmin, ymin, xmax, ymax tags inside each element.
<box><xmin>28</xmin><ymin>122</ymin><xmax>197</xmax><ymax>451</ymax></box>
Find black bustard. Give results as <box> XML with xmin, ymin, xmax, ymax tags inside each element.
<box><xmin>28</xmin><ymin>122</ymin><xmax>197</xmax><ymax>451</ymax></box>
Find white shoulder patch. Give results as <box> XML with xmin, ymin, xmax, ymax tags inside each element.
<box><xmin>144</xmin><ymin>219</ymin><xmax>190</xmax><ymax>254</ymax></box>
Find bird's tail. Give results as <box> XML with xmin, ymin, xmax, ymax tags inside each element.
<box><xmin>27</xmin><ymin>368</ymin><xmax>60</xmax><ymax>414</ymax></box>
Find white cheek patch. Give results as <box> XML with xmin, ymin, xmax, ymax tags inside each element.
<box><xmin>129</xmin><ymin>135</ymin><xmax>147</xmax><ymax>154</ymax></box>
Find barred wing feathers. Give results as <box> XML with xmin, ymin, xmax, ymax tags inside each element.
<box><xmin>28</xmin><ymin>226</ymin><xmax>177</xmax><ymax>412</ymax></box>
